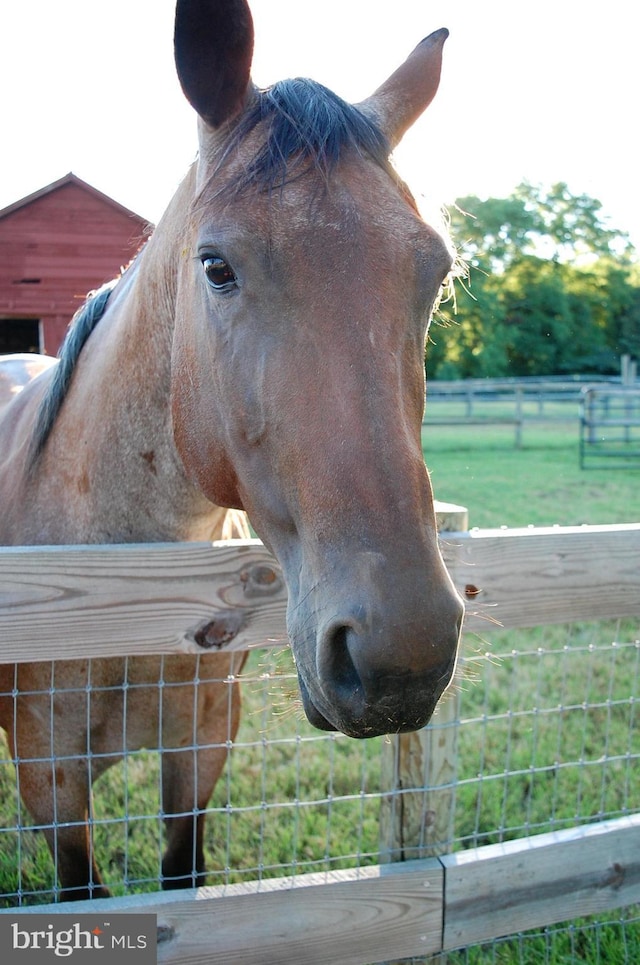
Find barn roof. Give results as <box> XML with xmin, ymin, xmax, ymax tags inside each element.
<box><xmin>0</xmin><ymin>172</ymin><xmax>150</xmax><ymax>226</ymax></box>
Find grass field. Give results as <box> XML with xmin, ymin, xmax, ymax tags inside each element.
<box><xmin>422</xmin><ymin>417</ymin><xmax>639</xmax><ymax>527</ymax></box>
<box><xmin>0</xmin><ymin>418</ymin><xmax>638</xmax><ymax>962</ymax></box>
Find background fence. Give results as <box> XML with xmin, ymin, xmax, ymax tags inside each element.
<box><xmin>0</xmin><ymin>512</ymin><xmax>639</xmax><ymax>963</ymax></box>
<box><xmin>580</xmin><ymin>386</ymin><xmax>640</xmax><ymax>469</ymax></box>
<box><xmin>424</xmin><ymin>371</ymin><xmax>639</xmax><ymax>451</ymax></box>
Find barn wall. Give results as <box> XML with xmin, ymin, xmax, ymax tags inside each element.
<box><xmin>0</xmin><ymin>179</ymin><xmax>148</xmax><ymax>354</ymax></box>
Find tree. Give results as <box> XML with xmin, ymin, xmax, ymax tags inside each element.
<box><xmin>501</xmin><ymin>258</ymin><xmax>578</xmax><ymax>375</ymax></box>
<box><xmin>617</xmin><ymin>286</ymin><xmax>640</xmax><ymax>360</ymax></box>
<box><xmin>449</xmin><ymin>181</ymin><xmax>633</xmax><ymax>272</ymax></box>
<box><xmin>429</xmin><ymin>183</ymin><xmax>639</xmax><ymax>378</ymax></box>
<box><xmin>449</xmin><ymin>194</ymin><xmax>541</xmax><ymax>272</ymax></box>
<box><xmin>428</xmin><ymin>269</ymin><xmax>510</xmax><ymax>378</ymax></box>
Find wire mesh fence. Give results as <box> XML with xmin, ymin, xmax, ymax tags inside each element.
<box><xmin>0</xmin><ymin>616</ymin><xmax>638</xmax><ymax>961</ymax></box>
<box><xmin>398</xmin><ymin>618</ymin><xmax>640</xmax><ymax>963</ymax></box>
<box><xmin>451</xmin><ymin>621</ymin><xmax>639</xmax><ymax>849</ymax></box>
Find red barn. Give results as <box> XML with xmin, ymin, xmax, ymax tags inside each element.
<box><xmin>0</xmin><ymin>173</ymin><xmax>150</xmax><ymax>356</ymax></box>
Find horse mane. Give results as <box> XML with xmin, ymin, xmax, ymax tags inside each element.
<box><xmin>27</xmin><ymin>280</ymin><xmax>117</xmax><ymax>469</ymax></box>
<box><xmin>211</xmin><ymin>78</ymin><xmax>394</xmax><ymax>195</ymax></box>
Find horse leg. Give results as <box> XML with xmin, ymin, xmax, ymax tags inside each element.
<box><xmin>160</xmin><ymin>655</ymin><xmax>245</xmax><ymax>889</ymax></box>
<box><xmin>14</xmin><ymin>755</ymin><xmax>109</xmax><ymax>901</ymax></box>
<box><xmin>5</xmin><ymin>664</ymin><xmax>116</xmax><ymax>901</ymax></box>
<box><xmin>160</xmin><ymin>748</ymin><xmax>210</xmax><ymax>889</ymax></box>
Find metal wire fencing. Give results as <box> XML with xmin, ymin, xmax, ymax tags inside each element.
<box><xmin>0</xmin><ymin>616</ymin><xmax>637</xmax><ymax>963</ymax></box>
<box><xmin>394</xmin><ymin>618</ymin><xmax>640</xmax><ymax>963</ymax></box>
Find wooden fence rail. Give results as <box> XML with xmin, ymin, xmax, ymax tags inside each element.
<box><xmin>0</xmin><ymin>539</ymin><xmax>288</xmax><ymax>662</ymax></box>
<box><xmin>426</xmin><ymin>375</ymin><xmax>633</xmax><ymax>410</ymax></box>
<box><xmin>6</xmin><ymin>817</ymin><xmax>640</xmax><ymax>964</ymax></box>
<box><xmin>423</xmin><ymin>375</ymin><xmax>639</xmax><ymax>447</ymax></box>
<box><xmin>1</xmin><ymin>524</ymin><xmax>638</xmax><ymax>661</ymax></box>
<box><xmin>0</xmin><ymin>520</ymin><xmax>639</xmax><ymax>963</ymax></box>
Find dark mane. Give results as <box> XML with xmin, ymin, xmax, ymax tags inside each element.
<box><xmin>216</xmin><ymin>78</ymin><xmax>393</xmax><ymax>194</ymax></box>
<box><xmin>28</xmin><ymin>281</ymin><xmax>116</xmax><ymax>468</ymax></box>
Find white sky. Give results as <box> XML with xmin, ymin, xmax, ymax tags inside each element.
<box><xmin>2</xmin><ymin>0</ymin><xmax>639</xmax><ymax>247</ymax></box>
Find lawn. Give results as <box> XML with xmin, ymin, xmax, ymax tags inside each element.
<box><xmin>422</xmin><ymin>420</ymin><xmax>640</xmax><ymax>528</ymax></box>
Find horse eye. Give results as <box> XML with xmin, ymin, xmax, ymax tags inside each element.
<box><xmin>202</xmin><ymin>255</ymin><xmax>237</xmax><ymax>292</ymax></box>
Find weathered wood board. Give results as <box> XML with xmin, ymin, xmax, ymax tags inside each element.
<box><xmin>5</xmin><ymin>860</ymin><xmax>445</xmax><ymax>965</ymax></box>
<box><xmin>6</xmin><ymin>816</ymin><xmax>638</xmax><ymax>964</ymax></box>
<box><xmin>0</xmin><ymin>539</ymin><xmax>288</xmax><ymax>661</ymax></box>
<box><xmin>1</xmin><ymin>524</ymin><xmax>639</xmax><ymax>662</ymax></box>
<box><xmin>442</xmin><ymin>813</ymin><xmax>640</xmax><ymax>950</ymax></box>
<box><xmin>443</xmin><ymin>523</ymin><xmax>640</xmax><ymax>633</ymax></box>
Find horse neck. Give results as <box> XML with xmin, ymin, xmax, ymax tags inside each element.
<box><xmin>27</xmin><ymin>169</ymin><xmax>233</xmax><ymax>544</ymax></box>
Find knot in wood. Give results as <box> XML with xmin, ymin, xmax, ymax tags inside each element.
<box><xmin>190</xmin><ymin>610</ymin><xmax>245</xmax><ymax>649</ymax></box>
<box><xmin>156</xmin><ymin>924</ymin><xmax>175</xmax><ymax>944</ymax></box>
<box><xmin>240</xmin><ymin>563</ymin><xmax>283</xmax><ymax>597</ymax></box>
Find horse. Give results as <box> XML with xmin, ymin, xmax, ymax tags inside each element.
<box><xmin>0</xmin><ymin>0</ymin><xmax>463</xmax><ymax>900</ymax></box>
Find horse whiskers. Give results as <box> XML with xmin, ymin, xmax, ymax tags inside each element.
<box><xmin>240</xmin><ymin>648</ymin><xmax>307</xmax><ymax>734</ymax></box>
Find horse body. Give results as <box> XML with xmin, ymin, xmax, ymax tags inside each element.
<box><xmin>0</xmin><ymin>0</ymin><xmax>463</xmax><ymax>899</ymax></box>
<box><xmin>0</xmin><ymin>176</ymin><xmax>246</xmax><ymax>898</ymax></box>
<box><xmin>0</xmin><ymin>189</ymin><xmax>220</xmax><ymax>546</ymax></box>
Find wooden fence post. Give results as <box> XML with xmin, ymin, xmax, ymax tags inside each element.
<box><xmin>514</xmin><ymin>387</ymin><xmax>523</xmax><ymax>448</ymax></box>
<box><xmin>379</xmin><ymin>502</ymin><xmax>467</xmax><ymax>963</ymax></box>
<box><xmin>379</xmin><ymin>690</ymin><xmax>461</xmax><ymax>863</ymax></box>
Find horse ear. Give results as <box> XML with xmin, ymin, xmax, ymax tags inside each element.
<box><xmin>174</xmin><ymin>0</ymin><xmax>254</xmax><ymax>129</ymax></box>
<box><xmin>358</xmin><ymin>28</ymin><xmax>448</xmax><ymax>149</ymax></box>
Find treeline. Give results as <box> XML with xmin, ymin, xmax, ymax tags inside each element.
<box><xmin>428</xmin><ymin>182</ymin><xmax>640</xmax><ymax>379</ymax></box>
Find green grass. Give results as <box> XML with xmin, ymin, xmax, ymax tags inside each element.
<box><xmin>0</xmin><ymin>417</ymin><xmax>638</xmax><ymax>961</ymax></box>
<box><xmin>423</xmin><ymin>420</ymin><xmax>640</xmax><ymax>527</ymax></box>
<box><xmin>453</xmin><ymin>621</ymin><xmax>640</xmax><ymax>845</ymax></box>
<box><xmin>449</xmin><ymin>915</ymin><xmax>640</xmax><ymax>965</ymax></box>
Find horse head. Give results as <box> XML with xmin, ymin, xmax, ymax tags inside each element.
<box><xmin>170</xmin><ymin>0</ymin><xmax>464</xmax><ymax>738</ymax></box>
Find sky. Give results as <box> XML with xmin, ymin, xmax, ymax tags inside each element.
<box><xmin>2</xmin><ymin>0</ymin><xmax>639</xmax><ymax>248</ymax></box>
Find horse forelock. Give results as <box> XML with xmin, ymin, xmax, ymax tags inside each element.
<box><xmin>27</xmin><ymin>280</ymin><xmax>118</xmax><ymax>470</ymax></box>
<box><xmin>202</xmin><ymin>78</ymin><xmax>394</xmax><ymax>199</ymax></box>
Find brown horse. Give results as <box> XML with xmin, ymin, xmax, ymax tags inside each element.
<box><xmin>0</xmin><ymin>0</ymin><xmax>463</xmax><ymax>900</ymax></box>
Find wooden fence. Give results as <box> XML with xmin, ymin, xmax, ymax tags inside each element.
<box><xmin>580</xmin><ymin>385</ymin><xmax>640</xmax><ymax>468</ymax></box>
<box><xmin>0</xmin><ymin>513</ymin><xmax>639</xmax><ymax>963</ymax></box>
<box><xmin>424</xmin><ymin>375</ymin><xmax>638</xmax><ymax>447</ymax></box>
<box><xmin>427</xmin><ymin>375</ymin><xmax>633</xmax><ymax>410</ymax></box>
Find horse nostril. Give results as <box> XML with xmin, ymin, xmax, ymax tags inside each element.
<box><xmin>311</xmin><ymin>605</ymin><xmax>461</xmax><ymax>738</ymax></box>
<box><xmin>318</xmin><ymin>623</ymin><xmax>364</xmax><ymax>704</ymax></box>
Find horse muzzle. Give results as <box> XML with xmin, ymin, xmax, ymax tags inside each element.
<box><xmin>297</xmin><ymin>657</ymin><xmax>458</xmax><ymax>738</ymax></box>
<box><xmin>289</xmin><ymin>580</ymin><xmax>464</xmax><ymax>739</ymax></box>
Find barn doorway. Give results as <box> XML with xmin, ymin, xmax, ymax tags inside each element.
<box><xmin>0</xmin><ymin>318</ymin><xmax>41</xmax><ymax>354</ymax></box>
